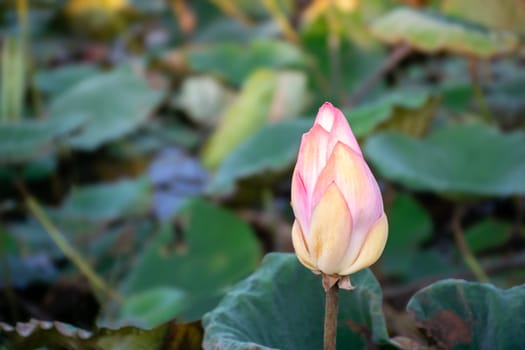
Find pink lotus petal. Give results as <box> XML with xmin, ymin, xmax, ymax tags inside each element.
<box><xmin>294</xmin><ymin>124</ymin><xmax>330</xmax><ymax>195</ymax></box>
<box><xmin>290</xmin><ymin>101</ymin><xmax>388</xmax><ymax>279</ymax></box>
<box><xmin>315</xmin><ymin>102</ymin><xmax>362</xmax><ymax>155</ymax></box>
<box><xmin>291</xmin><ymin>170</ymin><xmax>310</xmax><ymax>234</ymax></box>
<box><xmin>314</xmin><ymin>102</ymin><xmax>337</xmax><ymax>131</ymax></box>
<box><xmin>311</xmin><ymin>142</ymin><xmax>381</xmax><ymax>213</ymax></box>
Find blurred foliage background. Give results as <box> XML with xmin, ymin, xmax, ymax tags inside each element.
<box><xmin>0</xmin><ymin>0</ymin><xmax>525</xmax><ymax>349</ymax></box>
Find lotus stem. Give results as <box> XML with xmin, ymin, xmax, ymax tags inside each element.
<box><xmin>452</xmin><ymin>206</ymin><xmax>489</xmax><ymax>283</ymax></box>
<box><xmin>468</xmin><ymin>58</ymin><xmax>492</xmax><ymax>123</ymax></box>
<box><xmin>25</xmin><ymin>196</ymin><xmax>123</xmax><ymax>303</ymax></box>
<box><xmin>262</xmin><ymin>0</ymin><xmax>299</xmax><ymax>44</ymax></box>
<box><xmin>324</xmin><ymin>283</ymin><xmax>339</xmax><ymax>350</ymax></box>
<box><xmin>347</xmin><ymin>43</ymin><xmax>412</xmax><ymax>107</ymax></box>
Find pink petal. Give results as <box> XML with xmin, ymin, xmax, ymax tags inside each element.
<box><xmin>290</xmin><ymin>170</ymin><xmax>310</xmax><ymax>234</ymax></box>
<box><xmin>315</xmin><ymin>102</ymin><xmax>362</xmax><ymax>155</ymax></box>
<box><xmin>311</xmin><ymin>142</ymin><xmax>381</xmax><ymax>212</ymax></box>
<box><xmin>333</xmin><ymin>144</ymin><xmax>383</xmax><ymax>224</ymax></box>
<box><xmin>311</xmin><ymin>142</ymin><xmax>384</xmax><ymax>267</ymax></box>
<box><xmin>294</xmin><ymin>123</ymin><xmax>331</xmax><ymax>195</ymax></box>
<box><xmin>329</xmin><ymin>106</ymin><xmax>362</xmax><ymax>155</ymax></box>
<box><xmin>314</xmin><ymin>102</ymin><xmax>337</xmax><ymax>131</ymax></box>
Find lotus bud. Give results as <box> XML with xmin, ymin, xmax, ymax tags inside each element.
<box><xmin>290</xmin><ymin>102</ymin><xmax>388</xmax><ymax>291</ymax></box>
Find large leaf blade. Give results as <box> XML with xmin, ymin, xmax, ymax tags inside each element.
<box><xmin>203</xmin><ymin>253</ymin><xmax>391</xmax><ymax>350</ymax></box>
<box><xmin>408</xmin><ymin>279</ymin><xmax>525</xmax><ymax>349</ymax></box>
<box><xmin>49</xmin><ymin>69</ymin><xmax>164</xmax><ymax>150</ymax></box>
<box><xmin>120</xmin><ymin>199</ymin><xmax>262</xmax><ymax>321</ymax></box>
<box><xmin>364</xmin><ymin>124</ymin><xmax>525</xmax><ymax>196</ymax></box>
<box><xmin>371</xmin><ymin>8</ymin><xmax>519</xmax><ymax>58</ymax></box>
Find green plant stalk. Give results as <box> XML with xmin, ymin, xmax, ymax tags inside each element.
<box><xmin>346</xmin><ymin>43</ymin><xmax>412</xmax><ymax>107</ymax></box>
<box><xmin>452</xmin><ymin>206</ymin><xmax>490</xmax><ymax>283</ymax></box>
<box><xmin>16</xmin><ymin>0</ymin><xmax>28</xmax><ymax>34</ymax></box>
<box><xmin>468</xmin><ymin>58</ymin><xmax>492</xmax><ymax>123</ymax></box>
<box><xmin>19</xmin><ymin>0</ymin><xmax>39</xmax><ymax>119</ymax></box>
<box><xmin>455</xmin><ymin>231</ymin><xmax>490</xmax><ymax>282</ymax></box>
<box><xmin>12</xmin><ymin>39</ymin><xmax>25</xmax><ymax>121</ymax></box>
<box><xmin>0</xmin><ymin>0</ymin><xmax>29</xmax><ymax>122</ymax></box>
<box><xmin>261</xmin><ymin>0</ymin><xmax>299</xmax><ymax>44</ymax></box>
<box><xmin>25</xmin><ymin>196</ymin><xmax>123</xmax><ymax>303</ymax></box>
<box><xmin>209</xmin><ymin>0</ymin><xmax>253</xmax><ymax>26</ymax></box>
<box><xmin>472</xmin><ymin>83</ymin><xmax>491</xmax><ymax>122</ymax></box>
<box><xmin>15</xmin><ymin>0</ymin><xmax>29</xmax><ymax>121</ymax></box>
<box><xmin>0</xmin><ymin>38</ymin><xmax>11</xmax><ymax>121</ymax></box>
<box><xmin>324</xmin><ymin>283</ymin><xmax>338</xmax><ymax>350</ymax></box>
<box><xmin>1</xmin><ymin>36</ymin><xmax>25</xmax><ymax>122</ymax></box>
